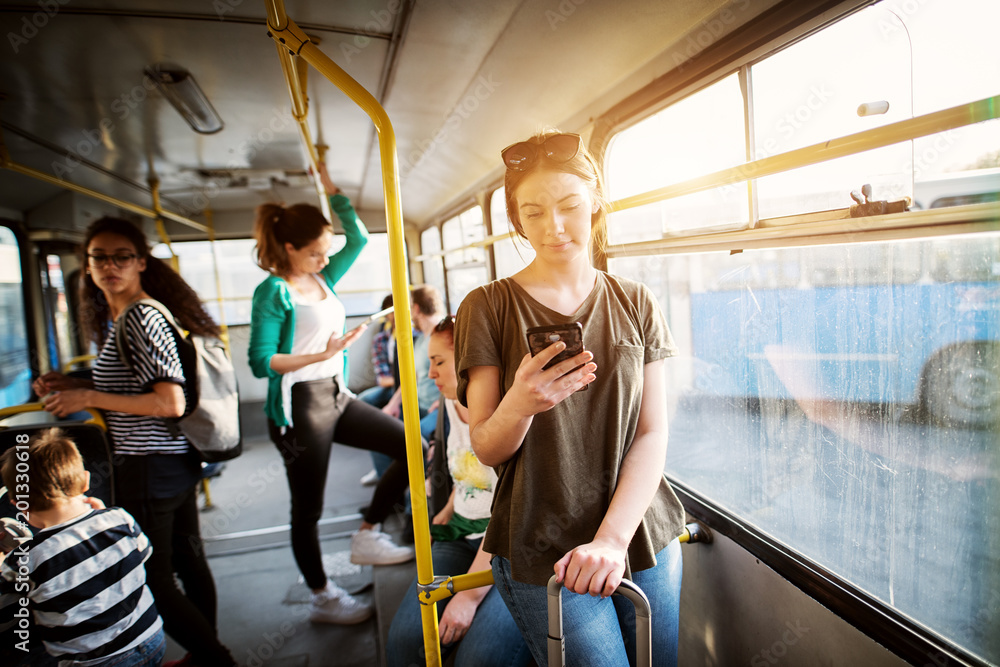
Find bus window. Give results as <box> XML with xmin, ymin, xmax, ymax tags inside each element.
<box><xmin>754</xmin><ymin>0</ymin><xmax>1000</xmax><ymax>218</ymax></box>
<box><xmin>43</xmin><ymin>254</ymin><xmax>73</xmax><ymax>368</ymax></box>
<box><xmin>153</xmin><ymin>235</ymin><xmax>394</xmax><ymax>323</ymax></box>
<box><xmin>442</xmin><ymin>207</ymin><xmax>488</xmax><ymax>312</ymax></box>
<box><xmin>752</xmin><ymin>6</ymin><xmax>913</xmax><ymax>219</ymax></box>
<box><xmin>610</xmin><ymin>231</ymin><xmax>1000</xmax><ymax>662</ymax></box>
<box><xmin>420</xmin><ymin>226</ymin><xmax>446</xmax><ymax>305</ymax></box>
<box><xmin>606</xmin><ymin>73</ymin><xmax>748</xmax><ymax>242</ymax></box>
<box><xmin>489</xmin><ymin>187</ymin><xmax>533</xmax><ymax>279</ymax></box>
<box><xmin>153</xmin><ymin>239</ymin><xmax>265</xmax><ymax>325</ymax></box>
<box><xmin>326</xmin><ymin>232</ymin><xmax>394</xmax><ymax>315</ymax></box>
<box><xmin>0</xmin><ymin>227</ymin><xmax>30</xmax><ymax>406</ymax></box>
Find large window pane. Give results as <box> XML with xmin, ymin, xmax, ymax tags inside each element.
<box><xmin>442</xmin><ymin>207</ymin><xmax>485</xmax><ymax>269</ymax></box>
<box><xmin>153</xmin><ymin>235</ymin><xmax>393</xmax><ymax>324</ymax></box>
<box><xmin>420</xmin><ymin>227</ymin><xmax>445</xmax><ymax>299</ymax></box>
<box><xmin>328</xmin><ymin>233</ymin><xmax>394</xmax><ymax>316</ymax></box>
<box><xmin>605</xmin><ymin>73</ymin><xmax>748</xmax><ymax>242</ymax></box>
<box><xmin>442</xmin><ymin>207</ymin><xmax>487</xmax><ymax>312</ymax></box>
<box><xmin>153</xmin><ymin>239</ymin><xmax>265</xmax><ymax>325</ymax></box>
<box><xmin>613</xmin><ymin>232</ymin><xmax>1000</xmax><ymax>663</ymax></box>
<box><xmin>752</xmin><ymin>6</ymin><xmax>913</xmax><ymax>218</ymax></box>
<box><xmin>0</xmin><ymin>227</ymin><xmax>30</xmax><ymax>407</ymax></box>
<box><xmin>490</xmin><ymin>187</ymin><xmax>534</xmax><ymax>278</ymax></box>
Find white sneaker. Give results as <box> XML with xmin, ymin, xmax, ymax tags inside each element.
<box><xmin>359</xmin><ymin>469</ymin><xmax>379</xmax><ymax>487</ymax></box>
<box><xmin>309</xmin><ymin>582</ymin><xmax>372</xmax><ymax>625</ymax></box>
<box><xmin>350</xmin><ymin>529</ymin><xmax>415</xmax><ymax>565</ymax></box>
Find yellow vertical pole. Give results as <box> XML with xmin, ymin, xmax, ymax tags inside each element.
<box><xmin>264</xmin><ymin>4</ymin><xmax>440</xmax><ymax>665</ymax></box>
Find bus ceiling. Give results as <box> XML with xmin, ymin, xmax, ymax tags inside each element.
<box><xmin>0</xmin><ymin>0</ymin><xmax>873</xmax><ymax>238</ymax></box>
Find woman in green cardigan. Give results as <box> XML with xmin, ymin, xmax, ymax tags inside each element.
<box><xmin>249</xmin><ymin>163</ymin><xmax>415</xmax><ymax>626</ymax></box>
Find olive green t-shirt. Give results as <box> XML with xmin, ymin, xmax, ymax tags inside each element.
<box><xmin>455</xmin><ymin>272</ymin><xmax>686</xmax><ymax>585</ymax></box>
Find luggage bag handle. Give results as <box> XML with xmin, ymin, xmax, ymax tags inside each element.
<box><xmin>546</xmin><ymin>574</ymin><xmax>652</xmax><ymax>667</ymax></box>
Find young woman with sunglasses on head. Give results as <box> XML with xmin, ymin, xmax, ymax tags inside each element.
<box><xmin>33</xmin><ymin>217</ymin><xmax>237</xmax><ymax>667</ymax></box>
<box><xmin>386</xmin><ymin>316</ymin><xmax>531</xmax><ymax>667</ymax></box>
<box><xmin>249</xmin><ymin>162</ymin><xmax>416</xmax><ymax>626</ymax></box>
<box><xmin>454</xmin><ymin>132</ymin><xmax>686</xmax><ymax>666</ymax></box>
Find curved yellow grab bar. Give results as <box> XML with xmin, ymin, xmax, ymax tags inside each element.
<box><xmin>264</xmin><ymin>2</ymin><xmax>439</xmax><ymax>664</ymax></box>
<box><xmin>0</xmin><ymin>403</ymin><xmax>106</xmax><ymax>430</ymax></box>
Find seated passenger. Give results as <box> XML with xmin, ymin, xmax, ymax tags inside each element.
<box><xmin>0</xmin><ymin>428</ymin><xmax>165</xmax><ymax>667</ymax></box>
<box><xmin>386</xmin><ymin>317</ymin><xmax>531</xmax><ymax>667</ymax></box>
<box><xmin>381</xmin><ymin>285</ymin><xmax>446</xmax><ymax>441</ymax></box>
<box><xmin>357</xmin><ymin>293</ymin><xmax>399</xmax><ymax>485</ymax></box>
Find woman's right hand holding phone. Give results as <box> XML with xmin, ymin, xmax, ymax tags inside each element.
<box><xmin>509</xmin><ymin>342</ymin><xmax>596</xmax><ymax>417</ymax></box>
<box><xmin>467</xmin><ymin>339</ymin><xmax>596</xmax><ymax>467</ymax></box>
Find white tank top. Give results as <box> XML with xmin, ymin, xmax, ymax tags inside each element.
<box><xmin>281</xmin><ymin>274</ymin><xmax>345</xmax><ymax>426</ymax></box>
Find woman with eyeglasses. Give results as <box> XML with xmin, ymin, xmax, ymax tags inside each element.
<box><xmin>454</xmin><ymin>131</ymin><xmax>685</xmax><ymax>666</ymax></box>
<box><xmin>386</xmin><ymin>316</ymin><xmax>531</xmax><ymax>667</ymax></box>
<box><xmin>33</xmin><ymin>216</ymin><xmax>237</xmax><ymax>667</ymax></box>
<box><xmin>249</xmin><ymin>162</ymin><xmax>416</xmax><ymax>626</ymax></box>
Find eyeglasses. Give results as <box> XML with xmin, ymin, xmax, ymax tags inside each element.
<box><xmin>433</xmin><ymin>315</ymin><xmax>455</xmax><ymax>333</ymax></box>
<box><xmin>501</xmin><ymin>133</ymin><xmax>582</xmax><ymax>172</ymax></box>
<box><xmin>87</xmin><ymin>253</ymin><xmax>138</xmax><ymax>269</ymax></box>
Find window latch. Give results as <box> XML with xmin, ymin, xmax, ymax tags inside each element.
<box><xmin>850</xmin><ymin>183</ymin><xmax>910</xmax><ymax>217</ymax></box>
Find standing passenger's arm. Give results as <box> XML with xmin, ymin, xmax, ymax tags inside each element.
<box><xmin>324</xmin><ymin>194</ymin><xmax>369</xmax><ymax>286</ymax></box>
<box><xmin>554</xmin><ymin>359</ymin><xmax>668</xmax><ymax>597</ymax></box>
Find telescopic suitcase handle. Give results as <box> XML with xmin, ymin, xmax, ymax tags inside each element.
<box><xmin>547</xmin><ymin>574</ymin><xmax>652</xmax><ymax>667</ymax></box>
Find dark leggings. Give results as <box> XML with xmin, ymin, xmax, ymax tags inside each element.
<box><xmin>269</xmin><ymin>378</ymin><xmax>412</xmax><ymax>590</ymax></box>
<box><xmin>120</xmin><ymin>485</ymin><xmax>235</xmax><ymax>667</ymax></box>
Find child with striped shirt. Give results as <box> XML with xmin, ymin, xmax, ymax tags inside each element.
<box><xmin>0</xmin><ymin>428</ymin><xmax>164</xmax><ymax>667</ymax></box>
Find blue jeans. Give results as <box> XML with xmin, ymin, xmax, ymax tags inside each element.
<box><xmin>78</xmin><ymin>627</ymin><xmax>166</xmax><ymax>667</ymax></box>
<box><xmin>492</xmin><ymin>539</ymin><xmax>682</xmax><ymax>667</ymax></box>
<box><xmin>387</xmin><ymin>538</ymin><xmax>533</xmax><ymax>667</ymax></box>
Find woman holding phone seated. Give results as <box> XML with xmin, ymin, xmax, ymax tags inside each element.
<box><xmin>249</xmin><ymin>163</ymin><xmax>417</xmax><ymax>626</ymax></box>
<box><xmin>454</xmin><ymin>131</ymin><xmax>686</xmax><ymax>666</ymax></box>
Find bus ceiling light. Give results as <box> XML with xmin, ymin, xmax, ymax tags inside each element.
<box><xmin>857</xmin><ymin>100</ymin><xmax>890</xmax><ymax>117</ymax></box>
<box><xmin>145</xmin><ymin>65</ymin><xmax>224</xmax><ymax>134</ymax></box>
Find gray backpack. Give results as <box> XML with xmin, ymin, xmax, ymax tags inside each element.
<box><xmin>114</xmin><ymin>298</ymin><xmax>242</xmax><ymax>462</ymax></box>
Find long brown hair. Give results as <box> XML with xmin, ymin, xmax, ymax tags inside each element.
<box><xmin>503</xmin><ymin>130</ymin><xmax>609</xmax><ymax>256</ymax></box>
<box><xmin>253</xmin><ymin>202</ymin><xmax>331</xmax><ymax>277</ymax></box>
<box><xmin>78</xmin><ymin>217</ymin><xmax>221</xmax><ymax>346</ymax></box>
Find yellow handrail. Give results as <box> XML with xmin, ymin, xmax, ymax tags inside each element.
<box><xmin>0</xmin><ymin>128</ymin><xmax>209</xmax><ymax>235</ymax></box>
<box><xmin>0</xmin><ymin>403</ymin><xmax>106</xmax><ymax>431</ymax></box>
<box><xmin>264</xmin><ymin>3</ymin><xmax>440</xmax><ymax>664</ymax></box>
<box><xmin>63</xmin><ymin>355</ymin><xmax>97</xmax><ymax>373</ymax></box>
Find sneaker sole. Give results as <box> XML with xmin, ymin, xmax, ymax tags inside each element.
<box><xmin>349</xmin><ymin>551</ymin><xmax>415</xmax><ymax>566</ymax></box>
<box><xmin>309</xmin><ymin>609</ymin><xmax>373</xmax><ymax>625</ymax></box>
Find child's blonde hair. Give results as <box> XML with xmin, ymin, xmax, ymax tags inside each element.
<box><xmin>1</xmin><ymin>428</ymin><xmax>88</xmax><ymax>511</ymax></box>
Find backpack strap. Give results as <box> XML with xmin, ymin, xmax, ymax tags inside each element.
<box><xmin>113</xmin><ymin>298</ymin><xmax>185</xmax><ymax>370</ymax></box>
<box><xmin>112</xmin><ymin>298</ymin><xmax>190</xmax><ymax>438</ymax></box>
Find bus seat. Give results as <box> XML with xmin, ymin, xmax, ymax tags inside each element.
<box><xmin>0</xmin><ymin>404</ymin><xmax>115</xmax><ymax>508</ymax></box>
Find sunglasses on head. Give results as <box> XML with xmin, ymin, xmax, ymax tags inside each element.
<box><xmin>501</xmin><ymin>133</ymin><xmax>582</xmax><ymax>172</ymax></box>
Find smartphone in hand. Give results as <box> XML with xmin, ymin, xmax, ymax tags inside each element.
<box><xmin>525</xmin><ymin>322</ymin><xmax>589</xmax><ymax>390</ymax></box>
<box><xmin>357</xmin><ymin>304</ymin><xmax>395</xmax><ymax>329</ymax></box>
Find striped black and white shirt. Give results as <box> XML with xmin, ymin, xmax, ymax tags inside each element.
<box><xmin>92</xmin><ymin>304</ymin><xmax>190</xmax><ymax>456</ymax></box>
<box><xmin>0</xmin><ymin>508</ymin><xmax>163</xmax><ymax>666</ymax></box>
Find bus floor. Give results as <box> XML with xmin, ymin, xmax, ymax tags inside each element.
<box><xmin>162</xmin><ymin>426</ymin><xmax>417</xmax><ymax>666</ymax></box>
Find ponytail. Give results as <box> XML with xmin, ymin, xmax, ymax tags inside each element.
<box><xmin>253</xmin><ymin>202</ymin><xmax>330</xmax><ymax>277</ymax></box>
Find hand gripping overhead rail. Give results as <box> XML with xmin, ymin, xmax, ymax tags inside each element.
<box><xmin>262</xmin><ymin>3</ymin><xmax>444</xmax><ymax>665</ymax></box>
